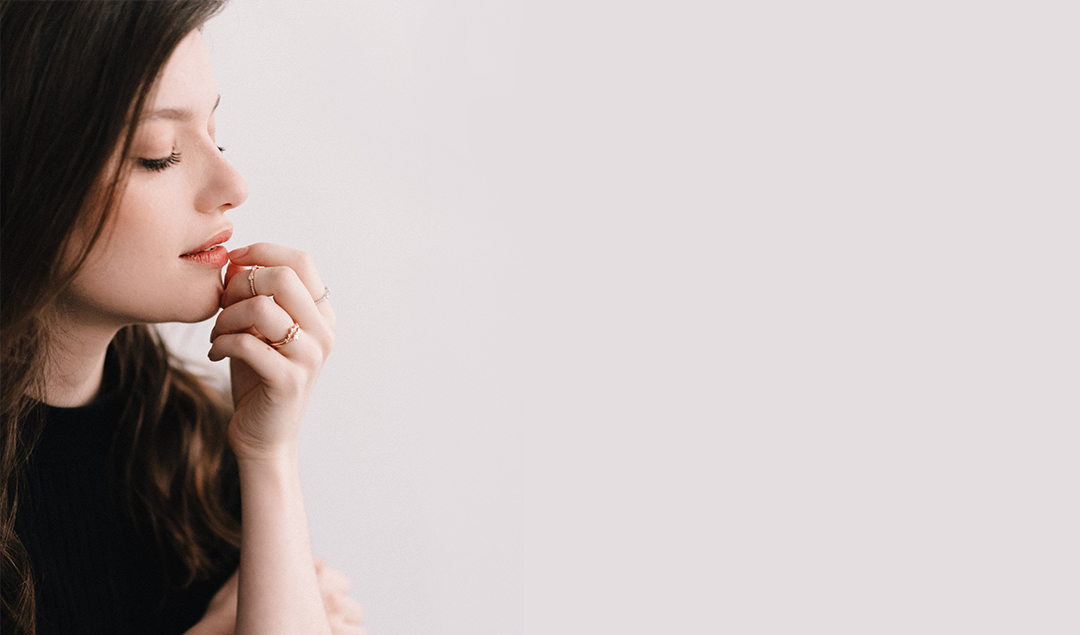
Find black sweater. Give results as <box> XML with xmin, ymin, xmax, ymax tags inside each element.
<box><xmin>13</xmin><ymin>372</ymin><xmax>240</xmax><ymax>634</ymax></box>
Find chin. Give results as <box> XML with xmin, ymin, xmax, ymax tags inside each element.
<box><xmin>173</xmin><ymin>288</ymin><xmax>224</xmax><ymax>323</ymax></box>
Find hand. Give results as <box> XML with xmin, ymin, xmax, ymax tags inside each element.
<box><xmin>187</xmin><ymin>559</ymin><xmax>366</xmax><ymax>635</ymax></box>
<box><xmin>315</xmin><ymin>556</ymin><xmax>367</xmax><ymax>635</ymax></box>
<box><xmin>185</xmin><ymin>568</ymin><xmax>238</xmax><ymax>635</ymax></box>
<box><xmin>208</xmin><ymin>243</ymin><xmax>335</xmax><ymax>461</ymax></box>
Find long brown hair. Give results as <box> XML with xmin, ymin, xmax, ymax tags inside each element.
<box><xmin>1</xmin><ymin>2</ymin><xmax>240</xmax><ymax>632</ymax></box>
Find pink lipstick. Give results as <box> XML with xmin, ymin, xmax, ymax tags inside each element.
<box><xmin>181</xmin><ymin>246</ymin><xmax>229</xmax><ymax>267</ymax></box>
<box><xmin>181</xmin><ymin>227</ymin><xmax>233</xmax><ymax>267</ymax></box>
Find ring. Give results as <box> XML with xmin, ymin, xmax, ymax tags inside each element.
<box><xmin>314</xmin><ymin>286</ymin><xmax>330</xmax><ymax>305</ymax></box>
<box><xmin>269</xmin><ymin>322</ymin><xmax>301</xmax><ymax>348</ymax></box>
<box><xmin>248</xmin><ymin>265</ymin><xmax>263</xmax><ymax>297</ymax></box>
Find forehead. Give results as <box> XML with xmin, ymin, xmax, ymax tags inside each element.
<box><xmin>142</xmin><ymin>30</ymin><xmax>218</xmax><ymax>118</ymax></box>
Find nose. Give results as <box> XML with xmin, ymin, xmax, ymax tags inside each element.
<box><xmin>196</xmin><ymin>143</ymin><xmax>248</xmax><ymax>214</ymax></box>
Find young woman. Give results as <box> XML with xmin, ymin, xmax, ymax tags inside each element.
<box><xmin>1</xmin><ymin>2</ymin><xmax>363</xmax><ymax>633</ymax></box>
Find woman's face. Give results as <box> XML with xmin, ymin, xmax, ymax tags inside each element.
<box><xmin>63</xmin><ymin>30</ymin><xmax>248</xmax><ymax>329</ymax></box>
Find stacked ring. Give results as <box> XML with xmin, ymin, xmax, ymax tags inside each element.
<box><xmin>269</xmin><ymin>322</ymin><xmax>301</xmax><ymax>349</ymax></box>
<box><xmin>315</xmin><ymin>286</ymin><xmax>330</xmax><ymax>305</ymax></box>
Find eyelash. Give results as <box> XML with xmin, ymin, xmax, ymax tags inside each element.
<box><xmin>137</xmin><ymin>147</ymin><xmax>225</xmax><ymax>172</ymax></box>
<box><xmin>138</xmin><ymin>151</ymin><xmax>181</xmax><ymax>172</ymax></box>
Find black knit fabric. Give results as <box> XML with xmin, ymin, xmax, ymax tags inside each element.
<box><xmin>13</xmin><ymin>362</ymin><xmax>240</xmax><ymax>635</ymax></box>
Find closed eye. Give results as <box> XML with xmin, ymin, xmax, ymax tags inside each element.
<box><xmin>138</xmin><ymin>151</ymin><xmax>181</xmax><ymax>172</ymax></box>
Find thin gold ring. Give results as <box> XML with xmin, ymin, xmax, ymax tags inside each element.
<box><xmin>314</xmin><ymin>286</ymin><xmax>330</xmax><ymax>305</ymax></box>
<box><xmin>248</xmin><ymin>265</ymin><xmax>263</xmax><ymax>297</ymax></box>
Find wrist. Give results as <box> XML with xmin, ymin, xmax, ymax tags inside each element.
<box><xmin>234</xmin><ymin>447</ymin><xmax>303</xmax><ymax>490</ymax></box>
<box><xmin>235</xmin><ymin>454</ymin><xmax>299</xmax><ymax>479</ymax></box>
<box><xmin>231</xmin><ymin>441</ymin><xmax>299</xmax><ymax>469</ymax></box>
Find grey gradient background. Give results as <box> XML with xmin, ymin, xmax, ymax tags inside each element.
<box><xmin>160</xmin><ymin>0</ymin><xmax>1079</xmax><ymax>633</ymax></box>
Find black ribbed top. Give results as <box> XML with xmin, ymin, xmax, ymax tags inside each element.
<box><xmin>13</xmin><ymin>362</ymin><xmax>240</xmax><ymax>634</ymax></box>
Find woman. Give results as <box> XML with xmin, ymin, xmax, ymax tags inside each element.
<box><xmin>1</xmin><ymin>2</ymin><xmax>363</xmax><ymax>633</ymax></box>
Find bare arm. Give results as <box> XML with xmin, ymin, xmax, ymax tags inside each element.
<box><xmin>234</xmin><ymin>452</ymin><xmax>328</xmax><ymax>633</ymax></box>
<box><xmin>184</xmin><ymin>558</ymin><xmax>365</xmax><ymax>635</ymax></box>
<box><xmin>208</xmin><ymin>243</ymin><xmax>336</xmax><ymax>634</ymax></box>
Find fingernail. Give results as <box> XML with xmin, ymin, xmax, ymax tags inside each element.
<box><xmin>229</xmin><ymin>246</ymin><xmax>249</xmax><ymax>259</ymax></box>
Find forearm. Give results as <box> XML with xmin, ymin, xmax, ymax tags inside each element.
<box><xmin>235</xmin><ymin>449</ymin><xmax>330</xmax><ymax>635</ymax></box>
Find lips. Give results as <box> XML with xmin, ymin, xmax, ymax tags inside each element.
<box><xmin>182</xmin><ymin>226</ymin><xmax>233</xmax><ymax>257</ymax></box>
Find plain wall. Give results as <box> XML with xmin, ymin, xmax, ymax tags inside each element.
<box><xmin>185</xmin><ymin>1</ymin><xmax>524</xmax><ymax>633</ymax></box>
<box><xmin>159</xmin><ymin>1</ymin><xmax>1080</xmax><ymax>633</ymax></box>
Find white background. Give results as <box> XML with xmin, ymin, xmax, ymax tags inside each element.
<box><xmin>168</xmin><ymin>1</ymin><xmax>1080</xmax><ymax>633</ymax></box>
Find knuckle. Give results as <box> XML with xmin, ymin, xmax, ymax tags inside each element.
<box><xmin>264</xmin><ymin>266</ymin><xmax>285</xmax><ymax>286</ymax></box>
<box><xmin>274</xmin><ymin>265</ymin><xmax>302</xmax><ymax>289</ymax></box>
<box><xmin>238</xmin><ymin>333</ymin><xmax>264</xmax><ymax>353</ymax></box>
<box><xmin>301</xmin><ymin>345</ymin><xmax>325</xmax><ymax>368</ymax></box>
<box><xmin>295</xmin><ymin>249</ymin><xmax>315</xmax><ymax>270</ymax></box>
<box><xmin>272</xmin><ymin>375</ymin><xmax>303</xmax><ymax>399</ymax></box>
<box><xmin>287</xmin><ymin>363</ymin><xmax>312</xmax><ymax>387</ymax></box>
<box><xmin>324</xmin><ymin>592</ymin><xmax>341</xmax><ymax>611</ymax></box>
<box><xmin>252</xmin><ymin>294</ymin><xmax>277</xmax><ymax>315</ymax></box>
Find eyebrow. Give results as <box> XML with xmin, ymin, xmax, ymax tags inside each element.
<box><xmin>144</xmin><ymin>94</ymin><xmax>221</xmax><ymax>122</ymax></box>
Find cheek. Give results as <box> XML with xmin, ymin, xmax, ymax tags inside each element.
<box><xmin>75</xmin><ymin>187</ymin><xmax>184</xmax><ymax>291</ymax></box>
<box><xmin>108</xmin><ymin>184</ymin><xmax>184</xmax><ymax>255</ymax></box>
<box><xmin>59</xmin><ymin>162</ymin><xmax>222</xmax><ymax>323</ymax></box>
<box><xmin>95</xmin><ymin>217</ymin><xmax>163</xmax><ymax>265</ymax></box>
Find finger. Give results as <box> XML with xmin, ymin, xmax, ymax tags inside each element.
<box><xmin>329</xmin><ymin>622</ymin><xmax>366</xmax><ymax>635</ymax></box>
<box><xmin>228</xmin><ymin>243</ymin><xmax>325</xmax><ymax>299</ymax></box>
<box><xmin>312</xmin><ymin>284</ymin><xmax>335</xmax><ymax>328</ymax></box>
<box><xmin>221</xmin><ymin>265</ymin><xmax>326</xmax><ymax>337</ymax></box>
<box><xmin>313</xmin><ymin>556</ymin><xmax>326</xmax><ymax>571</ymax></box>
<box><xmin>221</xmin><ymin>261</ymin><xmax>266</xmax><ymax>308</ymax></box>
<box><xmin>230</xmin><ymin>243</ymin><xmax>336</xmax><ymax>324</ymax></box>
<box><xmin>223</xmin><ymin>261</ymin><xmax>246</xmax><ymax>292</ymax></box>
<box><xmin>220</xmin><ymin>262</ymin><xmax>250</xmax><ymax>310</ymax></box>
<box><xmin>338</xmin><ymin>596</ymin><xmax>365</xmax><ymax>624</ymax></box>
<box><xmin>226</xmin><ymin>245</ymin><xmax>337</xmax><ymax>330</ymax></box>
<box><xmin>318</xmin><ymin>567</ymin><xmax>351</xmax><ymax>595</ymax></box>
<box><xmin>211</xmin><ymin>294</ymin><xmax>296</xmax><ymax>343</ymax></box>
<box><xmin>207</xmin><ymin>333</ymin><xmax>290</xmax><ymax>381</ymax></box>
<box><xmin>221</xmin><ymin>260</ymin><xmax>262</xmax><ymax>310</ymax></box>
<box><xmin>221</xmin><ymin>262</ymin><xmax>252</xmax><ymax>310</ymax></box>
